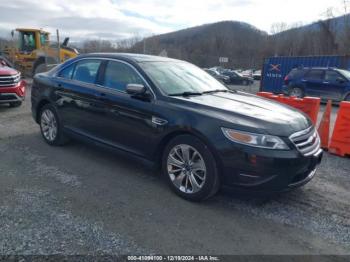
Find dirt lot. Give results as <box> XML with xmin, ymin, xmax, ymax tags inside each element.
<box><xmin>0</xmin><ymin>81</ymin><xmax>349</xmax><ymax>256</ymax></box>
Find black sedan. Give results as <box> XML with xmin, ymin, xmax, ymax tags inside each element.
<box><xmin>222</xmin><ymin>70</ymin><xmax>254</xmax><ymax>85</ymax></box>
<box><xmin>31</xmin><ymin>53</ymin><xmax>322</xmax><ymax>201</ymax></box>
<box><xmin>204</xmin><ymin>69</ymin><xmax>230</xmax><ymax>84</ymax></box>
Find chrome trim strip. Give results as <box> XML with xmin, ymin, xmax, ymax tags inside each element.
<box><xmin>296</xmin><ymin>132</ymin><xmax>317</xmax><ymax>147</ymax></box>
<box><xmin>0</xmin><ymin>92</ymin><xmax>23</xmax><ymax>102</ymax></box>
<box><xmin>289</xmin><ymin>169</ymin><xmax>317</xmax><ymax>187</ymax></box>
<box><xmin>303</xmin><ymin>138</ymin><xmax>321</xmax><ymax>157</ymax></box>
<box><xmin>289</xmin><ymin>126</ymin><xmax>313</xmax><ymax>140</ymax></box>
<box><xmin>314</xmin><ymin>148</ymin><xmax>323</xmax><ymax>157</ymax></box>
<box><xmin>0</xmin><ymin>84</ymin><xmax>19</xmax><ymax>87</ymax></box>
<box><xmin>299</xmin><ymin>136</ymin><xmax>319</xmax><ymax>153</ymax></box>
<box><xmin>0</xmin><ymin>73</ymin><xmax>20</xmax><ymax>79</ymax></box>
<box><xmin>0</xmin><ymin>78</ymin><xmax>20</xmax><ymax>81</ymax></box>
<box><xmin>289</xmin><ymin>126</ymin><xmax>321</xmax><ymax>157</ymax></box>
<box><xmin>0</xmin><ymin>99</ymin><xmax>21</xmax><ymax>102</ymax></box>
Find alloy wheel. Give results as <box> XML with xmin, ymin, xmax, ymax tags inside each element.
<box><xmin>290</xmin><ymin>88</ymin><xmax>303</xmax><ymax>98</ymax></box>
<box><xmin>167</xmin><ymin>144</ymin><xmax>207</xmax><ymax>194</ymax></box>
<box><xmin>40</xmin><ymin>109</ymin><xmax>58</xmax><ymax>142</ymax></box>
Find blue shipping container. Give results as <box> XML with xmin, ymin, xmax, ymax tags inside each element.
<box><xmin>260</xmin><ymin>55</ymin><xmax>350</xmax><ymax>93</ymax></box>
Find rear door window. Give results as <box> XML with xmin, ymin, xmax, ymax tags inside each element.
<box><xmin>102</xmin><ymin>60</ymin><xmax>144</xmax><ymax>92</ymax></box>
<box><xmin>325</xmin><ymin>70</ymin><xmax>342</xmax><ymax>83</ymax></box>
<box><xmin>72</xmin><ymin>60</ymin><xmax>102</xmax><ymax>84</ymax></box>
<box><xmin>287</xmin><ymin>69</ymin><xmax>303</xmax><ymax>78</ymax></box>
<box><xmin>305</xmin><ymin>70</ymin><xmax>325</xmax><ymax>81</ymax></box>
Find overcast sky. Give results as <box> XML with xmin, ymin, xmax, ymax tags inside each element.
<box><xmin>0</xmin><ymin>0</ymin><xmax>346</xmax><ymax>41</ymax></box>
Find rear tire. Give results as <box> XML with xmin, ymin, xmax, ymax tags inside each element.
<box><xmin>288</xmin><ymin>87</ymin><xmax>304</xmax><ymax>98</ymax></box>
<box><xmin>9</xmin><ymin>101</ymin><xmax>22</xmax><ymax>107</ymax></box>
<box><xmin>162</xmin><ymin>135</ymin><xmax>220</xmax><ymax>201</ymax></box>
<box><xmin>39</xmin><ymin>104</ymin><xmax>69</xmax><ymax>146</ymax></box>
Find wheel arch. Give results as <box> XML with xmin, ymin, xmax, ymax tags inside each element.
<box><xmin>342</xmin><ymin>91</ymin><xmax>350</xmax><ymax>101</ymax></box>
<box><xmin>35</xmin><ymin>98</ymin><xmax>51</xmax><ymax>123</ymax></box>
<box><xmin>288</xmin><ymin>85</ymin><xmax>305</xmax><ymax>96</ymax></box>
<box><xmin>153</xmin><ymin>129</ymin><xmax>223</xmax><ymax>175</ymax></box>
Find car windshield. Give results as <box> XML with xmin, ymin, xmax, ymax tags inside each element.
<box><xmin>234</xmin><ymin>71</ymin><xmax>243</xmax><ymax>77</ymax></box>
<box><xmin>140</xmin><ymin>61</ymin><xmax>228</xmax><ymax>95</ymax></box>
<box><xmin>337</xmin><ymin>69</ymin><xmax>350</xmax><ymax>80</ymax></box>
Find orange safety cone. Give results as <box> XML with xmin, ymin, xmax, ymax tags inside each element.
<box><xmin>329</xmin><ymin>101</ymin><xmax>350</xmax><ymax>157</ymax></box>
<box><xmin>317</xmin><ymin>100</ymin><xmax>332</xmax><ymax>150</ymax></box>
<box><xmin>302</xmin><ymin>97</ymin><xmax>321</xmax><ymax>125</ymax></box>
<box><xmin>257</xmin><ymin>92</ymin><xmax>274</xmax><ymax>98</ymax></box>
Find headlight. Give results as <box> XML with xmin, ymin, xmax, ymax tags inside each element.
<box><xmin>221</xmin><ymin>128</ymin><xmax>289</xmax><ymax>150</ymax></box>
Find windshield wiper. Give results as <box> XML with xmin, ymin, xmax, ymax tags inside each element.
<box><xmin>169</xmin><ymin>91</ymin><xmax>203</xmax><ymax>97</ymax></box>
<box><xmin>202</xmin><ymin>89</ymin><xmax>229</xmax><ymax>94</ymax></box>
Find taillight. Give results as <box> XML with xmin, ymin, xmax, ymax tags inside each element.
<box><xmin>284</xmin><ymin>75</ymin><xmax>289</xmax><ymax>84</ymax></box>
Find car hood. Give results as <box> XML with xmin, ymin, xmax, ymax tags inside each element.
<box><xmin>0</xmin><ymin>66</ymin><xmax>18</xmax><ymax>76</ymax></box>
<box><xmin>174</xmin><ymin>92</ymin><xmax>312</xmax><ymax>136</ymax></box>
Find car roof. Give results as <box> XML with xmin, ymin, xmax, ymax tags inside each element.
<box><xmin>294</xmin><ymin>67</ymin><xmax>337</xmax><ymax>71</ymax></box>
<box><xmin>77</xmin><ymin>53</ymin><xmax>183</xmax><ymax>63</ymax></box>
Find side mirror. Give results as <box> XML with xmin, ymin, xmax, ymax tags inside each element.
<box><xmin>126</xmin><ymin>84</ymin><xmax>151</xmax><ymax>101</ymax></box>
<box><xmin>126</xmin><ymin>84</ymin><xmax>146</xmax><ymax>95</ymax></box>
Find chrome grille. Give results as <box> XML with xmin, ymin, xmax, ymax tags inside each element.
<box><xmin>0</xmin><ymin>73</ymin><xmax>21</xmax><ymax>87</ymax></box>
<box><xmin>289</xmin><ymin>127</ymin><xmax>321</xmax><ymax>157</ymax></box>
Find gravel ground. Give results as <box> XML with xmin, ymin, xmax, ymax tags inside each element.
<box><xmin>0</xmin><ymin>80</ymin><xmax>349</xmax><ymax>256</ymax></box>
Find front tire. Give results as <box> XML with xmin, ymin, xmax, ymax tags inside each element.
<box><xmin>162</xmin><ymin>135</ymin><xmax>220</xmax><ymax>201</ymax></box>
<box><xmin>39</xmin><ymin>104</ymin><xmax>69</xmax><ymax>146</ymax></box>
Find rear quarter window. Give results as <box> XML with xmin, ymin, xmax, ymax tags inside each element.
<box><xmin>58</xmin><ymin>64</ymin><xmax>75</xmax><ymax>79</ymax></box>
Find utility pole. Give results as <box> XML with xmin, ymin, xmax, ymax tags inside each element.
<box><xmin>343</xmin><ymin>0</ymin><xmax>349</xmax><ymax>14</ymax></box>
<box><xmin>56</xmin><ymin>29</ymin><xmax>60</xmax><ymax>64</ymax></box>
<box><xmin>143</xmin><ymin>38</ymin><xmax>146</xmax><ymax>54</ymax></box>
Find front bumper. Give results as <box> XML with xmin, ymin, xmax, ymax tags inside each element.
<box><xmin>218</xmin><ymin>141</ymin><xmax>323</xmax><ymax>193</ymax></box>
<box><xmin>0</xmin><ymin>81</ymin><xmax>26</xmax><ymax>103</ymax></box>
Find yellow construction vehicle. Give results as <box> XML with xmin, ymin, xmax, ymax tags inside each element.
<box><xmin>2</xmin><ymin>28</ymin><xmax>78</xmax><ymax>76</ymax></box>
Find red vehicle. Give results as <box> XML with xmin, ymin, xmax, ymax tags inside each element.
<box><xmin>0</xmin><ymin>57</ymin><xmax>26</xmax><ymax>107</ymax></box>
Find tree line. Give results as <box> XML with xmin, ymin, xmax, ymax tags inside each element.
<box><xmin>79</xmin><ymin>13</ymin><xmax>350</xmax><ymax>70</ymax></box>
<box><xmin>1</xmin><ymin>10</ymin><xmax>349</xmax><ymax>70</ymax></box>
